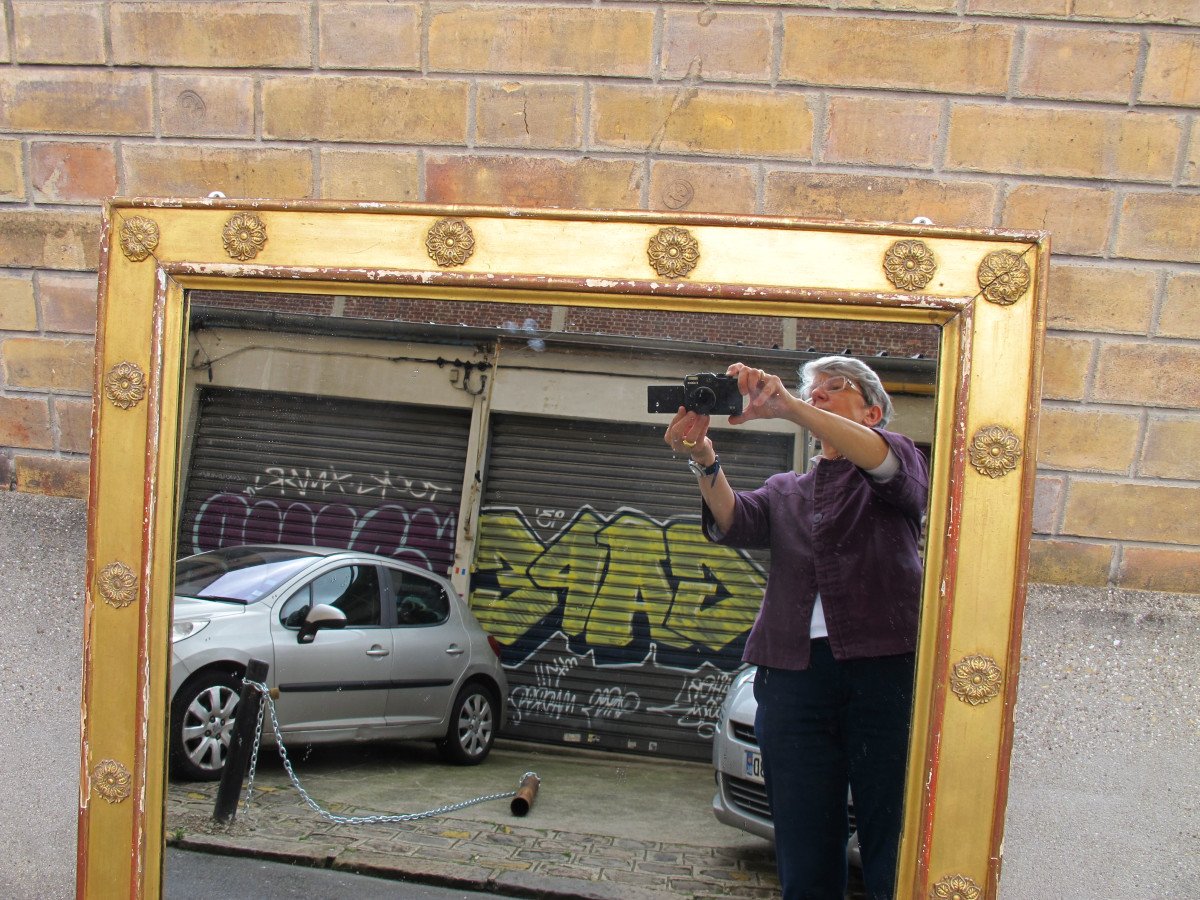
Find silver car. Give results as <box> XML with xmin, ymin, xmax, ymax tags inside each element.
<box><xmin>170</xmin><ymin>545</ymin><xmax>508</xmax><ymax>780</ymax></box>
<box><xmin>711</xmin><ymin>666</ymin><xmax>861</xmax><ymax>864</ymax></box>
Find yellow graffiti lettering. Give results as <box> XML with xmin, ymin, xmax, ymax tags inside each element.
<box><xmin>587</xmin><ymin>516</ymin><xmax>675</xmax><ymax>647</ymax></box>
<box><xmin>661</xmin><ymin>522</ymin><xmax>764</xmax><ymax>649</ymax></box>
<box><xmin>469</xmin><ymin>511</ymin><xmax>557</xmax><ymax>642</ymax></box>
<box><xmin>528</xmin><ymin>509</ymin><xmax>606</xmax><ymax>635</ymax></box>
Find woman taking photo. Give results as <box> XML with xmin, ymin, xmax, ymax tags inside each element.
<box><xmin>665</xmin><ymin>356</ymin><xmax>929</xmax><ymax>900</ymax></box>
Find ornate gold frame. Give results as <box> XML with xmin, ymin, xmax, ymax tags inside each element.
<box><xmin>81</xmin><ymin>199</ymin><xmax>1046</xmax><ymax>898</ymax></box>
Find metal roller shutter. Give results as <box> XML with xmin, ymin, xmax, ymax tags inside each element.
<box><xmin>177</xmin><ymin>388</ymin><xmax>471</xmax><ymax>577</ymax></box>
<box><xmin>470</xmin><ymin>414</ymin><xmax>792</xmax><ymax>760</ymax></box>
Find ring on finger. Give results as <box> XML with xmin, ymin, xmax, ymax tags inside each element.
<box><xmin>682</xmin><ymin>439</ymin><xmax>697</xmax><ymax>448</ymax></box>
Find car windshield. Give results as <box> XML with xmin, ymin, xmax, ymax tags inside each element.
<box><xmin>175</xmin><ymin>547</ymin><xmax>318</xmax><ymax>604</ymax></box>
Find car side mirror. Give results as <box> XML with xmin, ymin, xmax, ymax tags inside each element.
<box><xmin>297</xmin><ymin>603</ymin><xmax>347</xmax><ymax>645</ymax></box>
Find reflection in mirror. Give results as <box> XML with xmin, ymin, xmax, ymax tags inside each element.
<box><xmin>171</xmin><ymin>288</ymin><xmax>937</xmax><ymax>888</ymax></box>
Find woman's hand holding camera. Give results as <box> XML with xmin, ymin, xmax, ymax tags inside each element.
<box><xmin>664</xmin><ymin>407</ymin><xmax>714</xmax><ymax>464</ymax></box>
<box><xmin>726</xmin><ymin>363</ymin><xmax>796</xmax><ymax>424</ymax></box>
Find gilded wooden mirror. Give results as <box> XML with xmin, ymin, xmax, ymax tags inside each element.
<box><xmin>81</xmin><ymin>199</ymin><xmax>1045</xmax><ymax>898</ymax></box>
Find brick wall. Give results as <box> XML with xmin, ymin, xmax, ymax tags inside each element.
<box><xmin>1</xmin><ymin>1</ymin><xmax>1197</xmax><ymax>593</ymax></box>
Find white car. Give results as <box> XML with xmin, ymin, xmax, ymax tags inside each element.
<box><xmin>170</xmin><ymin>544</ymin><xmax>508</xmax><ymax>780</ymax></box>
<box><xmin>711</xmin><ymin>666</ymin><xmax>861</xmax><ymax>864</ymax></box>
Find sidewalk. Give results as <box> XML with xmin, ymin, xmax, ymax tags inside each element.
<box><xmin>166</xmin><ymin>741</ymin><xmax>786</xmax><ymax>899</ymax></box>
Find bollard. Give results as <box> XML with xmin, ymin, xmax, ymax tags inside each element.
<box><xmin>510</xmin><ymin>773</ymin><xmax>541</xmax><ymax>817</ymax></box>
<box><xmin>212</xmin><ymin>658</ymin><xmax>270</xmax><ymax>824</ymax></box>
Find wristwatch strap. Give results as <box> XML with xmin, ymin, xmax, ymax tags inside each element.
<box><xmin>687</xmin><ymin>455</ymin><xmax>720</xmax><ymax>479</ymax></box>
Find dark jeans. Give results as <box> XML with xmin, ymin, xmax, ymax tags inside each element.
<box><xmin>753</xmin><ymin>641</ymin><xmax>916</xmax><ymax>900</ymax></box>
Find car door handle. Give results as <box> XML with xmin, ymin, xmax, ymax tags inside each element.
<box><xmin>365</xmin><ymin>645</ymin><xmax>390</xmax><ymax>657</ymax></box>
<box><xmin>445</xmin><ymin>644</ymin><xmax>465</xmax><ymax>656</ymax></box>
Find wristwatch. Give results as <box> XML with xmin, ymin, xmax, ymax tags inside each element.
<box><xmin>687</xmin><ymin>455</ymin><xmax>721</xmax><ymax>479</ymax></box>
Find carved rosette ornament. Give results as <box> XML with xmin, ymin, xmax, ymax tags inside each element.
<box><xmin>92</xmin><ymin>758</ymin><xmax>132</xmax><ymax>804</ymax></box>
<box><xmin>930</xmin><ymin>873</ymin><xmax>984</xmax><ymax>900</ymax></box>
<box><xmin>647</xmin><ymin>226</ymin><xmax>700</xmax><ymax>279</ymax></box>
<box><xmin>222</xmin><ymin>212</ymin><xmax>268</xmax><ymax>261</ymax></box>
<box><xmin>103</xmin><ymin>361</ymin><xmax>147</xmax><ymax>410</ymax></box>
<box><xmin>97</xmin><ymin>562</ymin><xmax>138</xmax><ymax>609</ymax></box>
<box><xmin>968</xmin><ymin>424</ymin><xmax>1022</xmax><ymax>478</ymax></box>
<box><xmin>119</xmin><ymin>216</ymin><xmax>160</xmax><ymax>262</ymax></box>
<box><xmin>950</xmin><ymin>654</ymin><xmax>1003</xmax><ymax>706</ymax></box>
<box><xmin>977</xmin><ymin>249</ymin><xmax>1031</xmax><ymax>305</ymax></box>
<box><xmin>883</xmin><ymin>240</ymin><xmax>937</xmax><ymax>291</ymax></box>
<box><xmin>425</xmin><ymin>218</ymin><xmax>475</xmax><ymax>267</ymax></box>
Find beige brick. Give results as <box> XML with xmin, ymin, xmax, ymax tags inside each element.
<box><xmin>476</xmin><ymin>82</ymin><xmax>584</xmax><ymax>150</ymax></box>
<box><xmin>662</xmin><ymin>10</ymin><xmax>772</xmax><ymax>82</ymax></box>
<box><xmin>263</xmin><ymin>77</ymin><xmax>469</xmax><ymax>144</ymax></box>
<box><xmin>13</xmin><ymin>455</ymin><xmax>89</xmax><ymax>499</ymax></box>
<box><xmin>592</xmin><ymin>86</ymin><xmax>813</xmax><ymax>159</ymax></box>
<box><xmin>1140</xmin><ymin>417</ymin><xmax>1200</xmax><ymax>480</ymax></box>
<box><xmin>1028</xmin><ymin>538</ymin><xmax>1113</xmax><ymax>588</ymax></box>
<box><xmin>0</xmin><ymin>70</ymin><xmax>153</xmax><ymax>136</ymax></box>
<box><xmin>967</xmin><ymin>0</ymin><xmax>1071</xmax><ymax>15</ymax></box>
<box><xmin>123</xmin><ymin>145</ymin><xmax>313</xmax><ymax>199</ymax></box>
<box><xmin>649</xmin><ymin>161</ymin><xmax>756</xmax><ymax>215</ymax></box>
<box><xmin>0</xmin><ymin>210</ymin><xmax>101</xmax><ymax>270</ymax></box>
<box><xmin>780</xmin><ymin>16</ymin><xmax>1013</xmax><ymax>94</ymax></box>
<box><xmin>39</xmin><ymin>272</ymin><xmax>98</xmax><ymax>335</ymax></box>
<box><xmin>159</xmin><ymin>75</ymin><xmax>255</xmax><ymax>138</ymax></box>
<box><xmin>0</xmin><ymin>6</ymin><xmax>7</xmax><ymax>64</ymax></box>
<box><xmin>1063</xmin><ymin>480</ymin><xmax>1199</xmax><ymax>544</ymax></box>
<box><xmin>1158</xmin><ymin>274</ymin><xmax>1200</xmax><ymax>339</ymax></box>
<box><xmin>764</xmin><ymin>171</ymin><xmax>997</xmax><ymax>227</ymax></box>
<box><xmin>30</xmin><ymin>142</ymin><xmax>118</xmax><ymax>204</ymax></box>
<box><xmin>1032</xmin><ymin>474</ymin><xmax>1064</xmax><ymax>534</ymax></box>
<box><xmin>0</xmin><ymin>139</ymin><xmax>24</xmax><ymax>201</ymax></box>
<box><xmin>854</xmin><ymin>0</ymin><xmax>958</xmax><ymax>9</ymax></box>
<box><xmin>429</xmin><ymin>6</ymin><xmax>653</xmax><ymax>77</ymax></box>
<box><xmin>0</xmin><ymin>274</ymin><xmax>37</xmax><ymax>331</ymax></box>
<box><xmin>319</xmin><ymin>150</ymin><xmax>421</xmax><ymax>202</ymax></box>
<box><xmin>1002</xmin><ymin>185</ymin><xmax>1114</xmax><ymax>258</ymax></box>
<box><xmin>425</xmin><ymin>154</ymin><xmax>642</xmax><ymax>211</ymax></box>
<box><xmin>1036</xmin><ymin>407</ymin><xmax>1140</xmax><ymax>473</ymax></box>
<box><xmin>1045</xmin><ymin>264</ymin><xmax>1155</xmax><ymax>334</ymax></box>
<box><xmin>1071</xmin><ymin>0</ymin><xmax>1200</xmax><ymax>25</ymax></box>
<box><xmin>1117</xmin><ymin>546</ymin><xmax>1200</xmax><ymax>595</ymax></box>
<box><xmin>947</xmin><ymin>106</ymin><xmax>1180</xmax><ymax>182</ymax></box>
<box><xmin>1113</xmin><ymin>193</ymin><xmax>1200</xmax><ymax>262</ymax></box>
<box><xmin>1093</xmin><ymin>341</ymin><xmax>1200</xmax><ymax>410</ymax></box>
<box><xmin>1041</xmin><ymin>335</ymin><xmax>1092</xmax><ymax>401</ymax></box>
<box><xmin>319</xmin><ymin>2</ymin><xmax>421</xmax><ymax>70</ymax></box>
<box><xmin>1017</xmin><ymin>27</ymin><xmax>1138</xmax><ymax>103</ymax></box>
<box><xmin>1141</xmin><ymin>32</ymin><xmax>1200</xmax><ymax>106</ymax></box>
<box><xmin>0</xmin><ymin>396</ymin><xmax>53</xmax><ymax>449</ymax></box>
<box><xmin>112</xmin><ymin>1</ymin><xmax>310</xmax><ymax>68</ymax></box>
<box><xmin>1027</xmin><ymin>472</ymin><xmax>1065</xmax><ymax>535</ymax></box>
<box><xmin>13</xmin><ymin>1</ymin><xmax>106</xmax><ymax>64</ymax></box>
<box><xmin>824</xmin><ymin>96</ymin><xmax>940</xmax><ymax>168</ymax></box>
<box><xmin>1</xmin><ymin>337</ymin><xmax>94</xmax><ymax>392</ymax></box>
<box><xmin>1185</xmin><ymin>127</ymin><xmax>1200</xmax><ymax>186</ymax></box>
<box><xmin>55</xmin><ymin>397</ymin><xmax>93</xmax><ymax>454</ymax></box>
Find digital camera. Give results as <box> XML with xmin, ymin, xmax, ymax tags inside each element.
<box><xmin>647</xmin><ymin>373</ymin><xmax>743</xmax><ymax>416</ymax></box>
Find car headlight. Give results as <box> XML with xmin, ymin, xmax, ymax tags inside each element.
<box><xmin>171</xmin><ymin>619</ymin><xmax>210</xmax><ymax>643</ymax></box>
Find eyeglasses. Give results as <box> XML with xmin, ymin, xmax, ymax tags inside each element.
<box><xmin>800</xmin><ymin>375</ymin><xmax>861</xmax><ymax>401</ymax></box>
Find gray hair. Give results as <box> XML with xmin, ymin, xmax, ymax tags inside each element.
<box><xmin>799</xmin><ymin>355</ymin><xmax>894</xmax><ymax>427</ymax></box>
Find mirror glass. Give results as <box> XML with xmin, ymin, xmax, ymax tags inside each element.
<box><xmin>167</xmin><ymin>287</ymin><xmax>938</xmax><ymax>872</ymax></box>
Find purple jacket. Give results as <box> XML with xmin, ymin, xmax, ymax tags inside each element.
<box><xmin>702</xmin><ymin>429</ymin><xmax>928</xmax><ymax>670</ymax></box>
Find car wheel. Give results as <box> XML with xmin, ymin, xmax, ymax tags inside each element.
<box><xmin>170</xmin><ymin>669</ymin><xmax>243</xmax><ymax>781</ymax></box>
<box><xmin>438</xmin><ymin>682</ymin><xmax>497</xmax><ymax>765</ymax></box>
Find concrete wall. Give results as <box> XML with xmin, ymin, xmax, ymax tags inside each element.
<box><xmin>0</xmin><ymin>2</ymin><xmax>1198</xmax><ymax>595</ymax></box>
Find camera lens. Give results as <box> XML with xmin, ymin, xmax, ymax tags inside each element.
<box><xmin>690</xmin><ymin>386</ymin><xmax>717</xmax><ymax>414</ymax></box>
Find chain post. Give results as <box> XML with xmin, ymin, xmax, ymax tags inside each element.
<box><xmin>212</xmin><ymin>658</ymin><xmax>270</xmax><ymax>824</ymax></box>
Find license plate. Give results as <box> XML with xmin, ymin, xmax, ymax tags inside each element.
<box><xmin>744</xmin><ymin>749</ymin><xmax>763</xmax><ymax>781</ymax></box>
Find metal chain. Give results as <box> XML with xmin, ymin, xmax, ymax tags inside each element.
<box><xmin>238</xmin><ymin>678</ymin><xmax>539</xmax><ymax>825</ymax></box>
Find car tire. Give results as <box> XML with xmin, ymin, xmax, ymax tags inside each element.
<box><xmin>170</xmin><ymin>668</ymin><xmax>243</xmax><ymax>781</ymax></box>
<box><xmin>438</xmin><ymin>682</ymin><xmax>497</xmax><ymax>766</ymax></box>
